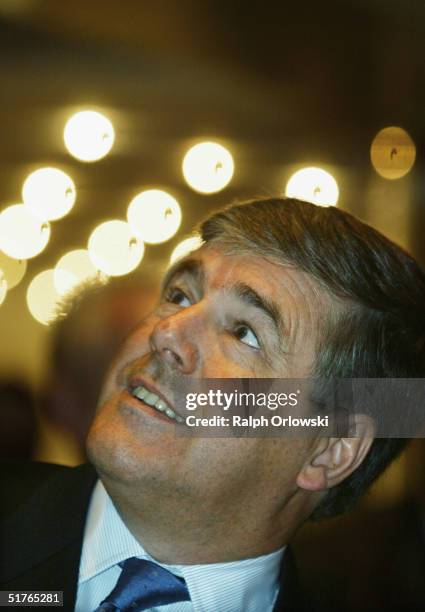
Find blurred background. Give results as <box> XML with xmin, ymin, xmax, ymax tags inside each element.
<box><xmin>0</xmin><ymin>1</ymin><xmax>424</xmax><ymax>610</ymax></box>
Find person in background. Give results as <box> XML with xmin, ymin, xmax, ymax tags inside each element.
<box><xmin>0</xmin><ymin>380</ymin><xmax>37</xmax><ymax>460</ymax></box>
<box><xmin>40</xmin><ymin>277</ymin><xmax>159</xmax><ymax>459</ymax></box>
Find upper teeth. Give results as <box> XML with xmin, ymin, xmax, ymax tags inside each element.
<box><xmin>131</xmin><ymin>385</ymin><xmax>184</xmax><ymax>423</ymax></box>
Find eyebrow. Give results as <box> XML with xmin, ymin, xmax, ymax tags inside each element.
<box><xmin>161</xmin><ymin>258</ymin><xmax>204</xmax><ymax>293</ymax></box>
<box><xmin>233</xmin><ymin>282</ymin><xmax>285</xmax><ymax>337</ymax></box>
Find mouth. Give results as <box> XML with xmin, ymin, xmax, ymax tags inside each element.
<box><xmin>127</xmin><ymin>380</ymin><xmax>184</xmax><ymax>424</ymax></box>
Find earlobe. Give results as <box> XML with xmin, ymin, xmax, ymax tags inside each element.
<box><xmin>296</xmin><ymin>414</ymin><xmax>375</xmax><ymax>492</ymax></box>
<box><xmin>296</xmin><ymin>464</ymin><xmax>328</xmax><ymax>492</ymax></box>
<box><xmin>296</xmin><ymin>438</ymin><xmax>331</xmax><ymax>492</ymax></box>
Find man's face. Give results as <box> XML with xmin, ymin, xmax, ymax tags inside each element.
<box><xmin>87</xmin><ymin>245</ymin><xmax>331</xmax><ymax>539</ymax></box>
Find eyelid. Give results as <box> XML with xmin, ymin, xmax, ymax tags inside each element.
<box><xmin>163</xmin><ymin>274</ymin><xmax>193</xmax><ymax>296</ymax></box>
<box><xmin>163</xmin><ymin>284</ymin><xmax>193</xmax><ymax>306</ymax></box>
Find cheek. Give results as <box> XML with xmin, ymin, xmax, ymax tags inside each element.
<box><xmin>190</xmin><ymin>439</ymin><xmax>308</xmax><ymax>505</ymax></box>
<box><xmin>200</xmin><ymin>347</ymin><xmax>263</xmax><ymax>378</ymax></box>
<box><xmin>125</xmin><ymin>315</ymin><xmax>157</xmax><ymax>351</ymax></box>
<box><xmin>98</xmin><ymin>321</ymin><xmax>154</xmax><ymax>400</ymax></box>
<box><xmin>115</xmin><ymin>319</ymin><xmax>155</xmax><ymax>367</ymax></box>
<box><xmin>202</xmin><ymin>331</ymin><xmax>271</xmax><ymax>378</ymax></box>
<box><xmin>256</xmin><ymin>439</ymin><xmax>312</xmax><ymax>501</ymax></box>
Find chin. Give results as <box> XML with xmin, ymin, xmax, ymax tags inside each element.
<box><xmin>87</xmin><ymin>410</ymin><xmax>138</xmax><ymax>482</ymax></box>
<box><xmin>86</xmin><ymin>413</ymin><xmax>169</xmax><ymax>495</ymax></box>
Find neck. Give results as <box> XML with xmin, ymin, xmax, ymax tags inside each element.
<box><xmin>100</xmin><ymin>475</ymin><xmax>309</xmax><ymax>564</ymax></box>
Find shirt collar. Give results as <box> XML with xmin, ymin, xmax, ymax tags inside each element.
<box><xmin>79</xmin><ymin>479</ymin><xmax>146</xmax><ymax>581</ymax></box>
<box><xmin>79</xmin><ymin>479</ymin><xmax>285</xmax><ymax>611</ymax></box>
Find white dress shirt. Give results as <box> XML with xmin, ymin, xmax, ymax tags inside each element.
<box><xmin>76</xmin><ymin>480</ymin><xmax>285</xmax><ymax>612</ymax></box>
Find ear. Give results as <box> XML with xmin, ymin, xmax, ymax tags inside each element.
<box><xmin>296</xmin><ymin>414</ymin><xmax>375</xmax><ymax>492</ymax></box>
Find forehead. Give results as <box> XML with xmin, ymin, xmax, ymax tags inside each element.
<box><xmin>167</xmin><ymin>244</ymin><xmax>323</xmax><ymax>295</ymax></box>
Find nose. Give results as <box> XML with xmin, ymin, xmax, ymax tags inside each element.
<box><xmin>150</xmin><ymin>312</ymin><xmax>199</xmax><ymax>374</ymax></box>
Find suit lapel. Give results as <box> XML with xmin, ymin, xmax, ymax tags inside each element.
<box><xmin>273</xmin><ymin>546</ymin><xmax>308</xmax><ymax>612</ymax></box>
<box><xmin>0</xmin><ymin>463</ymin><xmax>97</xmax><ymax>612</ymax></box>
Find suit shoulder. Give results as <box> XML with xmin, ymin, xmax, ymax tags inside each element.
<box><xmin>0</xmin><ymin>461</ymin><xmax>80</xmax><ymax>519</ymax></box>
<box><xmin>0</xmin><ymin>460</ymin><xmax>74</xmax><ymax>489</ymax></box>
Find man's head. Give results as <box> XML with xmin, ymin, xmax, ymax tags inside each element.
<box><xmin>87</xmin><ymin>197</ymin><xmax>425</xmax><ymax>562</ymax></box>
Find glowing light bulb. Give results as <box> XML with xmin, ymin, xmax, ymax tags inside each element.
<box><xmin>22</xmin><ymin>167</ymin><xmax>76</xmax><ymax>221</ymax></box>
<box><xmin>285</xmin><ymin>167</ymin><xmax>339</xmax><ymax>207</ymax></box>
<box><xmin>127</xmin><ymin>190</ymin><xmax>181</xmax><ymax>244</ymax></box>
<box><xmin>88</xmin><ymin>220</ymin><xmax>144</xmax><ymax>277</ymax></box>
<box><xmin>54</xmin><ymin>249</ymin><xmax>105</xmax><ymax>296</ymax></box>
<box><xmin>182</xmin><ymin>142</ymin><xmax>234</xmax><ymax>194</ymax></box>
<box><xmin>0</xmin><ymin>252</ymin><xmax>26</xmax><ymax>289</ymax></box>
<box><xmin>170</xmin><ymin>235</ymin><xmax>203</xmax><ymax>264</ymax></box>
<box><xmin>26</xmin><ymin>269</ymin><xmax>62</xmax><ymax>325</ymax></box>
<box><xmin>370</xmin><ymin>126</ymin><xmax>416</xmax><ymax>179</ymax></box>
<box><xmin>0</xmin><ymin>204</ymin><xmax>50</xmax><ymax>259</ymax></box>
<box><xmin>64</xmin><ymin>110</ymin><xmax>115</xmax><ymax>162</ymax></box>
<box><xmin>0</xmin><ymin>271</ymin><xmax>7</xmax><ymax>306</ymax></box>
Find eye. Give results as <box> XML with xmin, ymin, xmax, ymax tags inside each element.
<box><xmin>233</xmin><ymin>323</ymin><xmax>260</xmax><ymax>349</ymax></box>
<box><xmin>165</xmin><ymin>287</ymin><xmax>192</xmax><ymax>308</ymax></box>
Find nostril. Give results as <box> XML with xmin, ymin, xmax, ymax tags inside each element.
<box><xmin>174</xmin><ymin>353</ymin><xmax>184</xmax><ymax>366</ymax></box>
<box><xmin>163</xmin><ymin>348</ymin><xmax>184</xmax><ymax>367</ymax></box>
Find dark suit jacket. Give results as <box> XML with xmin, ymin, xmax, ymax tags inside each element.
<box><xmin>0</xmin><ymin>462</ymin><xmax>309</xmax><ymax>612</ymax></box>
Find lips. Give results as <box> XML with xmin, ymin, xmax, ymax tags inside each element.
<box><xmin>127</xmin><ymin>378</ymin><xmax>184</xmax><ymax>424</ymax></box>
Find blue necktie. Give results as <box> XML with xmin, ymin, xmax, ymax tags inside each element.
<box><xmin>95</xmin><ymin>557</ymin><xmax>191</xmax><ymax>611</ymax></box>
